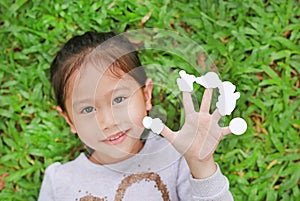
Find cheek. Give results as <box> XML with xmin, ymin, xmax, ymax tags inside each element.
<box><xmin>112</xmin><ymin>103</ymin><xmax>145</xmax><ymax>127</ymax></box>
<box><xmin>73</xmin><ymin>115</ymin><xmax>102</xmax><ymax>146</ymax></box>
<box><xmin>127</xmin><ymin>95</ymin><xmax>147</xmax><ymax>127</ymax></box>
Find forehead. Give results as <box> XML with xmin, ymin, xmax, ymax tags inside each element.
<box><xmin>67</xmin><ymin>62</ymin><xmax>137</xmax><ymax>101</ymax></box>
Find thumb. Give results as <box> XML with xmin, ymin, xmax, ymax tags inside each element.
<box><xmin>160</xmin><ymin>125</ymin><xmax>176</xmax><ymax>143</ymax></box>
<box><xmin>142</xmin><ymin>116</ymin><xmax>176</xmax><ymax>142</ymax></box>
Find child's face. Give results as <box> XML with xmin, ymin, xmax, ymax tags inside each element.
<box><xmin>59</xmin><ymin>64</ymin><xmax>153</xmax><ymax>163</ymax></box>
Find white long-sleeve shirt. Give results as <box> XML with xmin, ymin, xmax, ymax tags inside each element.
<box><xmin>38</xmin><ymin>132</ymin><xmax>233</xmax><ymax>201</ymax></box>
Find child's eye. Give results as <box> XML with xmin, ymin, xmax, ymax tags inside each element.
<box><xmin>81</xmin><ymin>106</ymin><xmax>95</xmax><ymax>114</ymax></box>
<box><xmin>112</xmin><ymin>97</ymin><xmax>125</xmax><ymax>105</ymax></box>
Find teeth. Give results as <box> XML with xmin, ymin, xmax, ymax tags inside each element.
<box><xmin>108</xmin><ymin>132</ymin><xmax>124</xmax><ymax>141</ymax></box>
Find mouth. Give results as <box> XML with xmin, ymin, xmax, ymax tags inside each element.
<box><xmin>103</xmin><ymin>129</ymin><xmax>129</xmax><ymax>145</ymax></box>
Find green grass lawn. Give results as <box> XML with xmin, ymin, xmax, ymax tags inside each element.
<box><xmin>0</xmin><ymin>0</ymin><xmax>299</xmax><ymax>200</ymax></box>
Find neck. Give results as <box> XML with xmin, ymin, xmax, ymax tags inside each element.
<box><xmin>89</xmin><ymin>140</ymin><xmax>144</xmax><ymax>165</ymax></box>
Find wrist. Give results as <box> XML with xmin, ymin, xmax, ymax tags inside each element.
<box><xmin>185</xmin><ymin>156</ymin><xmax>217</xmax><ymax>179</ymax></box>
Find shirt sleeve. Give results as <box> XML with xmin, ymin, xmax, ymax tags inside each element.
<box><xmin>38</xmin><ymin>162</ymin><xmax>61</xmax><ymax>201</ymax></box>
<box><xmin>176</xmin><ymin>157</ymin><xmax>234</xmax><ymax>201</ymax></box>
<box><xmin>189</xmin><ymin>163</ymin><xmax>234</xmax><ymax>201</ymax></box>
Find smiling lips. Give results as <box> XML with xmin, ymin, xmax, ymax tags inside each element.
<box><xmin>103</xmin><ymin>130</ymin><xmax>129</xmax><ymax>145</ymax></box>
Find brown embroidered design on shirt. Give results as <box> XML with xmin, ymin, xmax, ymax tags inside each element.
<box><xmin>78</xmin><ymin>172</ymin><xmax>170</xmax><ymax>201</ymax></box>
<box><xmin>114</xmin><ymin>172</ymin><xmax>169</xmax><ymax>201</ymax></box>
<box><xmin>80</xmin><ymin>195</ymin><xmax>107</xmax><ymax>201</ymax></box>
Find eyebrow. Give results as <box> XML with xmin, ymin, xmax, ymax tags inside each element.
<box><xmin>72</xmin><ymin>86</ymin><xmax>132</xmax><ymax>107</ymax></box>
<box><xmin>73</xmin><ymin>98</ymin><xmax>94</xmax><ymax>107</ymax></box>
<box><xmin>111</xmin><ymin>86</ymin><xmax>131</xmax><ymax>94</ymax></box>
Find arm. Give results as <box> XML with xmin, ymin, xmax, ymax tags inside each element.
<box><xmin>189</xmin><ymin>163</ymin><xmax>234</xmax><ymax>200</ymax></box>
<box><xmin>143</xmin><ymin>71</ymin><xmax>247</xmax><ymax>200</ymax></box>
<box><xmin>176</xmin><ymin>156</ymin><xmax>233</xmax><ymax>201</ymax></box>
<box><xmin>143</xmin><ymin>71</ymin><xmax>246</xmax><ymax>178</ymax></box>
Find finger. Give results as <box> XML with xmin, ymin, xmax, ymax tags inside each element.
<box><xmin>182</xmin><ymin>92</ymin><xmax>195</xmax><ymax>114</ymax></box>
<box><xmin>160</xmin><ymin>125</ymin><xmax>176</xmax><ymax>143</ymax></box>
<box><xmin>212</xmin><ymin>109</ymin><xmax>222</xmax><ymax>122</ymax></box>
<box><xmin>199</xmin><ymin>88</ymin><xmax>213</xmax><ymax>113</ymax></box>
<box><xmin>221</xmin><ymin>126</ymin><xmax>231</xmax><ymax>136</ymax></box>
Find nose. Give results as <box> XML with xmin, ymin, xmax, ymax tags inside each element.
<box><xmin>96</xmin><ymin>106</ymin><xmax>118</xmax><ymax>132</ymax></box>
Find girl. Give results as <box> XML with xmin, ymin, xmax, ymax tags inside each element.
<box><xmin>38</xmin><ymin>31</ymin><xmax>234</xmax><ymax>201</ymax></box>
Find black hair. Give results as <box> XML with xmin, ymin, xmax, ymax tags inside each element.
<box><xmin>50</xmin><ymin>31</ymin><xmax>147</xmax><ymax>112</ymax></box>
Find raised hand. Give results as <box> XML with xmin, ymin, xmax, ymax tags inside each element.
<box><xmin>144</xmin><ymin>89</ymin><xmax>231</xmax><ymax>161</ymax></box>
<box><xmin>143</xmin><ymin>70</ymin><xmax>247</xmax><ymax>162</ymax></box>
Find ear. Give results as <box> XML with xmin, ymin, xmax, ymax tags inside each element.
<box><xmin>56</xmin><ymin>106</ymin><xmax>77</xmax><ymax>134</ymax></box>
<box><xmin>143</xmin><ymin>78</ymin><xmax>153</xmax><ymax>111</ymax></box>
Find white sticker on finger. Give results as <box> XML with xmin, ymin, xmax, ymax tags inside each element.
<box><xmin>142</xmin><ymin>116</ymin><xmax>164</xmax><ymax>134</ymax></box>
<box><xmin>195</xmin><ymin>72</ymin><xmax>222</xmax><ymax>89</ymax></box>
<box><xmin>229</xmin><ymin>117</ymin><xmax>247</xmax><ymax>135</ymax></box>
<box><xmin>142</xmin><ymin>116</ymin><xmax>152</xmax><ymax>129</ymax></box>
<box><xmin>176</xmin><ymin>70</ymin><xmax>196</xmax><ymax>92</ymax></box>
<box><xmin>216</xmin><ymin>81</ymin><xmax>240</xmax><ymax>116</ymax></box>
